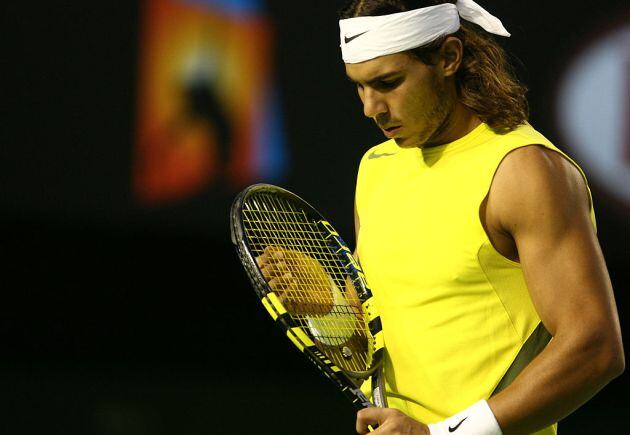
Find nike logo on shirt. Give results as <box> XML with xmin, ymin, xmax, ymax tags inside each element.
<box><xmin>368</xmin><ymin>150</ymin><xmax>396</xmax><ymax>159</ymax></box>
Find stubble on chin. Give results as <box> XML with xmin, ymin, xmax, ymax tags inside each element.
<box><xmin>415</xmin><ymin>88</ymin><xmax>455</xmax><ymax>149</ymax></box>
<box><xmin>394</xmin><ymin>103</ymin><xmax>451</xmax><ymax>149</ymax></box>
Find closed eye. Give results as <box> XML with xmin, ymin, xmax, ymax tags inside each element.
<box><xmin>374</xmin><ymin>78</ymin><xmax>402</xmax><ymax>91</ymax></box>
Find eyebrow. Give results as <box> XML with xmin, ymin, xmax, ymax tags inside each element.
<box><xmin>346</xmin><ymin>71</ymin><xmax>401</xmax><ymax>86</ymax></box>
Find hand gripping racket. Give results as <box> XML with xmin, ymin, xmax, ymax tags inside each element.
<box><xmin>230</xmin><ymin>183</ymin><xmax>387</xmax><ymax>412</ymax></box>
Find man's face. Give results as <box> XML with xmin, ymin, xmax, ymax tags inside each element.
<box><xmin>345</xmin><ymin>53</ymin><xmax>454</xmax><ymax>148</ymax></box>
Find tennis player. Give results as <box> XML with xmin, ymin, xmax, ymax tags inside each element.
<box><xmin>339</xmin><ymin>1</ymin><xmax>625</xmax><ymax>434</ymax></box>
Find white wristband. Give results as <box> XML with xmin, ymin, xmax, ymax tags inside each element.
<box><xmin>428</xmin><ymin>400</ymin><xmax>502</xmax><ymax>435</ymax></box>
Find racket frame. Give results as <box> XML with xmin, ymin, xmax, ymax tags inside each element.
<box><xmin>230</xmin><ymin>183</ymin><xmax>386</xmax><ymax>410</ymax></box>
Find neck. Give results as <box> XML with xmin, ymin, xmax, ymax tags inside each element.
<box><xmin>424</xmin><ymin>102</ymin><xmax>481</xmax><ymax>148</ymax></box>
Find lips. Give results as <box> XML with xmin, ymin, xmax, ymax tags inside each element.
<box><xmin>382</xmin><ymin>125</ymin><xmax>401</xmax><ymax>138</ymax></box>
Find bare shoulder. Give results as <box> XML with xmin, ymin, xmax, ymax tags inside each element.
<box><xmin>488</xmin><ymin>145</ymin><xmax>591</xmax><ymax>235</ymax></box>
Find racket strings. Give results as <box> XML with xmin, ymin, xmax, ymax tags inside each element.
<box><xmin>244</xmin><ymin>196</ymin><xmax>346</xmax><ymax>303</ymax></box>
<box><xmin>242</xmin><ymin>193</ymin><xmax>372</xmax><ymax>372</ymax></box>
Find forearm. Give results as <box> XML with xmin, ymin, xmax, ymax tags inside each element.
<box><xmin>488</xmin><ymin>329</ymin><xmax>624</xmax><ymax>434</ymax></box>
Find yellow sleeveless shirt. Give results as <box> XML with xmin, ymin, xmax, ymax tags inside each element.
<box><xmin>356</xmin><ymin>123</ymin><xmax>595</xmax><ymax>434</ymax></box>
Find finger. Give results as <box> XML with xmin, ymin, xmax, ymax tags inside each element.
<box><xmin>259</xmin><ymin>260</ymin><xmax>275</xmax><ymax>279</ymax></box>
<box><xmin>267</xmin><ymin>260</ymin><xmax>288</xmax><ymax>276</ymax></box>
<box><xmin>268</xmin><ymin>276</ymin><xmax>282</xmax><ymax>292</ymax></box>
<box><xmin>259</xmin><ymin>245</ymin><xmax>282</xmax><ymax>262</ymax></box>
<box><xmin>276</xmin><ymin>277</ymin><xmax>298</xmax><ymax>304</ymax></box>
<box><xmin>262</xmin><ymin>260</ymin><xmax>289</xmax><ymax>280</ymax></box>
<box><xmin>356</xmin><ymin>408</ymin><xmax>386</xmax><ymax>434</ymax></box>
<box><xmin>255</xmin><ymin>253</ymin><xmax>267</xmax><ymax>268</ymax></box>
<box><xmin>268</xmin><ymin>272</ymin><xmax>294</xmax><ymax>292</ymax></box>
<box><xmin>254</xmin><ymin>254</ymin><xmax>266</xmax><ymax>268</ymax></box>
<box><xmin>264</xmin><ymin>245</ymin><xmax>279</xmax><ymax>254</ymax></box>
<box><xmin>260</xmin><ymin>264</ymin><xmax>272</xmax><ymax>280</ymax></box>
<box><xmin>270</xmin><ymin>247</ymin><xmax>285</xmax><ymax>259</ymax></box>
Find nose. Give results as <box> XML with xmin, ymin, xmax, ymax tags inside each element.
<box><xmin>362</xmin><ymin>88</ymin><xmax>387</xmax><ymax>119</ymax></box>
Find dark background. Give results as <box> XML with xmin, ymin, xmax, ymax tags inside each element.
<box><xmin>1</xmin><ymin>1</ymin><xmax>628</xmax><ymax>434</ymax></box>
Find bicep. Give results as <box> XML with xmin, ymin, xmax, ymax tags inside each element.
<box><xmin>494</xmin><ymin>147</ymin><xmax>618</xmax><ymax>337</ymax></box>
<box><xmin>516</xmin><ymin>203</ymin><xmax>614</xmax><ymax>337</ymax></box>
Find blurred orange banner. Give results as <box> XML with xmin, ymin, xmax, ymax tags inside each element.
<box><xmin>134</xmin><ymin>0</ymin><xmax>286</xmax><ymax>204</ymax></box>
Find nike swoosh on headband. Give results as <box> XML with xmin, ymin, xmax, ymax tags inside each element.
<box><xmin>339</xmin><ymin>1</ymin><xmax>510</xmax><ymax>64</ymax></box>
<box><xmin>344</xmin><ymin>30</ymin><xmax>369</xmax><ymax>44</ymax></box>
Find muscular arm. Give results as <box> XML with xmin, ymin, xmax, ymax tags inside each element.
<box><xmin>485</xmin><ymin>146</ymin><xmax>625</xmax><ymax>434</ymax></box>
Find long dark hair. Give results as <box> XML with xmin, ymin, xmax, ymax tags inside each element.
<box><xmin>340</xmin><ymin>0</ymin><xmax>529</xmax><ymax>133</ymax></box>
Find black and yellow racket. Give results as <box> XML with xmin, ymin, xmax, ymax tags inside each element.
<box><xmin>230</xmin><ymin>183</ymin><xmax>387</xmax><ymax>412</ymax></box>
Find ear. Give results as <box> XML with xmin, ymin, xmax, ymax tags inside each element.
<box><xmin>440</xmin><ymin>36</ymin><xmax>463</xmax><ymax>77</ymax></box>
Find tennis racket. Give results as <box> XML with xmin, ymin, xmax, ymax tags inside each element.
<box><xmin>230</xmin><ymin>183</ymin><xmax>387</xmax><ymax>412</ymax></box>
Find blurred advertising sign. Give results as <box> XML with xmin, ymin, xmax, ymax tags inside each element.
<box><xmin>556</xmin><ymin>19</ymin><xmax>630</xmax><ymax>212</ymax></box>
<box><xmin>134</xmin><ymin>0</ymin><xmax>286</xmax><ymax>204</ymax></box>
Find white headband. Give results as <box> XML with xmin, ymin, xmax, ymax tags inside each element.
<box><xmin>339</xmin><ymin>0</ymin><xmax>510</xmax><ymax>64</ymax></box>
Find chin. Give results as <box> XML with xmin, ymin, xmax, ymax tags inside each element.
<box><xmin>394</xmin><ymin>136</ymin><xmax>421</xmax><ymax>149</ymax></box>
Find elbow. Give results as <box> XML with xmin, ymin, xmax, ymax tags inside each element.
<box><xmin>603</xmin><ymin>325</ymin><xmax>625</xmax><ymax>380</ymax></box>
<box><xmin>590</xmin><ymin>329</ymin><xmax>625</xmax><ymax>383</ymax></box>
<box><xmin>605</xmin><ymin>338</ymin><xmax>625</xmax><ymax>380</ymax></box>
<box><xmin>560</xmin><ymin>323</ymin><xmax>625</xmax><ymax>384</ymax></box>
